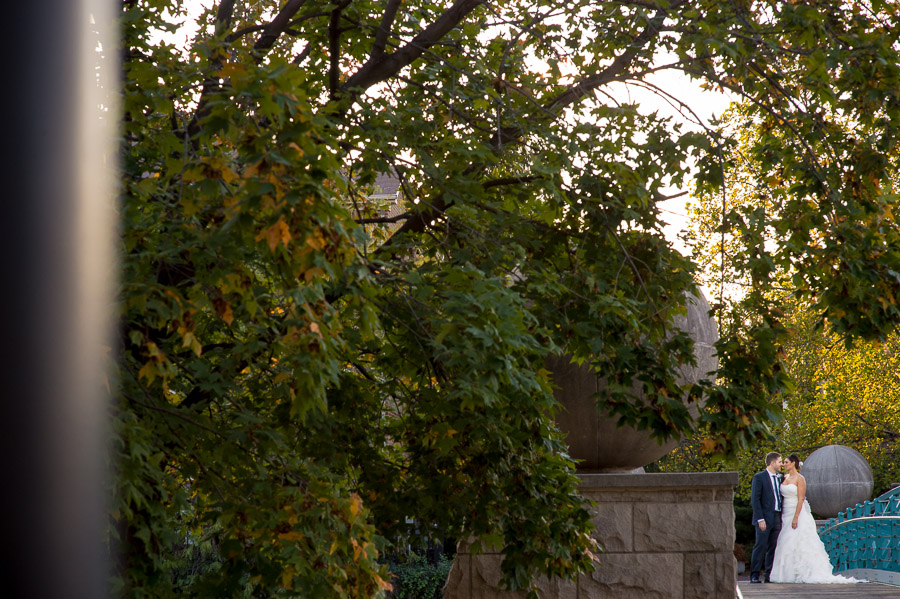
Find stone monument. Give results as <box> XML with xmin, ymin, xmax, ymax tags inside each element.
<box><xmin>444</xmin><ymin>291</ymin><xmax>740</xmax><ymax>599</ymax></box>
<box><xmin>803</xmin><ymin>444</ymin><xmax>874</xmax><ymax>518</ymax></box>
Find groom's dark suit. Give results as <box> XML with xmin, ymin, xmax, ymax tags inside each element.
<box><xmin>750</xmin><ymin>468</ymin><xmax>783</xmax><ymax>582</ymax></box>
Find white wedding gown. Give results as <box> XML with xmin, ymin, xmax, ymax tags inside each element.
<box><xmin>770</xmin><ymin>483</ymin><xmax>862</xmax><ymax>583</ymax></box>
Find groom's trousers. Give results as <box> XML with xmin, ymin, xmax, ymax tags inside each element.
<box><xmin>750</xmin><ymin>512</ymin><xmax>782</xmax><ymax>579</ymax></box>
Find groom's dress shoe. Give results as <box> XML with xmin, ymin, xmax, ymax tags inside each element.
<box><xmin>749</xmin><ymin>575</ymin><xmax>761</xmax><ymax>584</ymax></box>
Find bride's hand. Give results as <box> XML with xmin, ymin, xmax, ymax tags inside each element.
<box><xmin>792</xmin><ymin>520</ymin><xmax>798</xmax><ymax>529</ymax></box>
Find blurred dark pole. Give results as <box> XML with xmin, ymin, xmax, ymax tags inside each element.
<box><xmin>0</xmin><ymin>1</ymin><xmax>117</xmax><ymax>598</ymax></box>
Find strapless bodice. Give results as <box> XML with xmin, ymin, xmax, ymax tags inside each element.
<box><xmin>781</xmin><ymin>483</ymin><xmax>798</xmax><ymax>498</ymax></box>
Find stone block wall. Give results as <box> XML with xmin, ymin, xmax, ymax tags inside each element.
<box><xmin>444</xmin><ymin>472</ymin><xmax>739</xmax><ymax>599</ymax></box>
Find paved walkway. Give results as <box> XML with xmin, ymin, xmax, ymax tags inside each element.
<box><xmin>737</xmin><ymin>580</ymin><xmax>900</xmax><ymax>598</ymax></box>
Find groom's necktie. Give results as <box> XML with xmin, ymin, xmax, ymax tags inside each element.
<box><xmin>772</xmin><ymin>474</ymin><xmax>780</xmax><ymax>511</ymax></box>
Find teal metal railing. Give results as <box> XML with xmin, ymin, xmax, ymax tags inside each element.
<box><xmin>817</xmin><ymin>485</ymin><xmax>900</xmax><ymax>574</ymax></box>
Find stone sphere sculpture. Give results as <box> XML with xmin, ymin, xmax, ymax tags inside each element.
<box><xmin>546</xmin><ymin>291</ymin><xmax>718</xmax><ymax>472</ymax></box>
<box><xmin>802</xmin><ymin>444</ymin><xmax>874</xmax><ymax>518</ymax></box>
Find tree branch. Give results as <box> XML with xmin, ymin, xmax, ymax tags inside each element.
<box><xmin>186</xmin><ymin>0</ymin><xmax>240</xmax><ymax>141</ymax></box>
<box><xmin>543</xmin><ymin>9</ymin><xmax>669</xmax><ymax>114</ymax></box>
<box><xmin>856</xmin><ymin>413</ymin><xmax>900</xmax><ymax>440</ymax></box>
<box><xmin>226</xmin><ymin>23</ymin><xmax>268</xmax><ymax>43</ymax></box>
<box><xmin>380</xmin><ymin>194</ymin><xmax>449</xmax><ymax>243</ymax></box>
<box><xmin>328</xmin><ymin>1</ymin><xmax>351</xmax><ymax>101</ymax></box>
<box><xmin>254</xmin><ymin>0</ymin><xmax>310</xmax><ymax>52</ymax></box>
<box><xmin>371</xmin><ymin>0</ymin><xmax>402</xmax><ymax>59</ymax></box>
<box><xmin>342</xmin><ymin>0</ymin><xmax>484</xmax><ymax>97</ymax></box>
<box><xmin>355</xmin><ymin>212</ymin><xmax>411</xmax><ymax>225</ymax></box>
<box><xmin>488</xmin><ymin>7</ymin><xmax>671</xmax><ymax>148</ymax></box>
<box><xmin>215</xmin><ymin>0</ymin><xmax>236</xmax><ymax>35</ymax></box>
<box><xmin>292</xmin><ymin>42</ymin><xmax>314</xmax><ymax>64</ymax></box>
<box><xmin>482</xmin><ymin>175</ymin><xmax>541</xmax><ymax>189</ymax></box>
<box><xmin>124</xmin><ymin>393</ymin><xmax>228</xmax><ymax>440</ymax></box>
<box><xmin>228</xmin><ymin>11</ymin><xmax>330</xmax><ymax>44</ymax></box>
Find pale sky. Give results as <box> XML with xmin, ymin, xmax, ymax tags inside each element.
<box><xmin>606</xmin><ymin>70</ymin><xmax>735</xmax><ymax>255</ymax></box>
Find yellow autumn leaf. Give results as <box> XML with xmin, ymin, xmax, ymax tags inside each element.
<box><xmin>181</xmin><ymin>166</ymin><xmax>205</xmax><ymax>183</ymax></box>
<box><xmin>286</xmin><ymin>141</ymin><xmax>304</xmax><ymax>156</ymax></box>
<box><xmin>256</xmin><ymin>218</ymin><xmax>292</xmax><ymax>252</ymax></box>
<box><xmin>348</xmin><ymin>493</ymin><xmax>363</xmax><ymax>519</ymax></box>
<box><xmin>214</xmin><ymin>299</ymin><xmax>234</xmax><ymax>325</ymax></box>
<box><xmin>277</xmin><ymin>531</ymin><xmax>304</xmax><ymax>542</ymax></box>
<box><xmin>375</xmin><ymin>574</ymin><xmax>393</xmax><ymax>592</ymax></box>
<box><xmin>145</xmin><ymin>341</ymin><xmax>161</xmax><ymax>356</ymax></box>
<box><xmin>280</xmin><ymin>565</ymin><xmax>295</xmax><ymax>590</ymax></box>
<box><xmin>180</xmin><ymin>330</ymin><xmax>202</xmax><ymax>356</ymax></box>
<box><xmin>219</xmin><ymin>164</ymin><xmax>239</xmax><ymax>185</ymax></box>
<box><xmin>243</xmin><ymin>159</ymin><xmax>263</xmax><ymax>178</ymax></box>
<box><xmin>306</xmin><ymin>231</ymin><xmax>326</xmax><ymax>250</ymax></box>
<box><xmin>138</xmin><ymin>362</ymin><xmax>157</xmax><ymax>383</ymax></box>
<box><xmin>303</xmin><ymin>267</ymin><xmax>325</xmax><ymax>281</ymax></box>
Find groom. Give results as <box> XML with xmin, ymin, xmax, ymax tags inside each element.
<box><xmin>749</xmin><ymin>452</ymin><xmax>783</xmax><ymax>583</ymax></box>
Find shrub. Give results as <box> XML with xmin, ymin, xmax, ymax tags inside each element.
<box><xmin>733</xmin><ymin>498</ymin><xmax>756</xmax><ymax>548</ymax></box>
<box><xmin>388</xmin><ymin>554</ymin><xmax>453</xmax><ymax>599</ymax></box>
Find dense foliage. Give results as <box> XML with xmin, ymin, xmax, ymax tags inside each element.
<box><xmin>115</xmin><ymin>0</ymin><xmax>900</xmax><ymax>596</ymax></box>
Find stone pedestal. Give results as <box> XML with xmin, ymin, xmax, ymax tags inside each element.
<box><xmin>444</xmin><ymin>472</ymin><xmax>738</xmax><ymax>599</ymax></box>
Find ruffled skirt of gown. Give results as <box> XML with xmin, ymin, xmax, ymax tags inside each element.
<box><xmin>770</xmin><ymin>485</ymin><xmax>862</xmax><ymax>584</ymax></box>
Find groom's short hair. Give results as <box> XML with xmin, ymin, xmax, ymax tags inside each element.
<box><xmin>765</xmin><ymin>452</ymin><xmax>781</xmax><ymax>466</ymax></box>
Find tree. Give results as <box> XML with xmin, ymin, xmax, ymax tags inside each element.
<box><xmin>779</xmin><ymin>300</ymin><xmax>900</xmax><ymax>496</ymax></box>
<box><xmin>115</xmin><ymin>0</ymin><xmax>900</xmax><ymax>596</ymax></box>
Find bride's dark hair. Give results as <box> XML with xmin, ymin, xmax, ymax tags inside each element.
<box><xmin>787</xmin><ymin>454</ymin><xmax>801</xmax><ymax>470</ymax></box>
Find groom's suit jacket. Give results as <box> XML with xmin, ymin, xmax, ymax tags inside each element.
<box><xmin>750</xmin><ymin>469</ymin><xmax>781</xmax><ymax>526</ymax></box>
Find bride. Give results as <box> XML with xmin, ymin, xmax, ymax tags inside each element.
<box><xmin>770</xmin><ymin>454</ymin><xmax>863</xmax><ymax>584</ymax></box>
